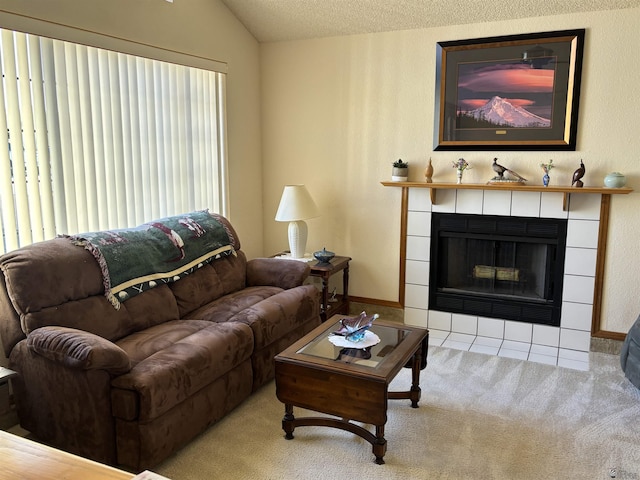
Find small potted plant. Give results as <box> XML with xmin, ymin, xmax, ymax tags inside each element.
<box><xmin>392</xmin><ymin>159</ymin><xmax>408</xmax><ymax>182</ymax></box>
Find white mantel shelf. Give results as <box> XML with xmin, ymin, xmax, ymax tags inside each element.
<box><xmin>381</xmin><ymin>181</ymin><xmax>633</xmax><ymax>211</ymax></box>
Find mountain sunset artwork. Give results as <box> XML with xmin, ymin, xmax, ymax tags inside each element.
<box><xmin>456</xmin><ymin>61</ymin><xmax>556</xmax><ymax>129</ymax></box>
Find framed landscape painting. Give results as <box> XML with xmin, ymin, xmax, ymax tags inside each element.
<box><xmin>433</xmin><ymin>29</ymin><xmax>585</xmax><ymax>151</ymax></box>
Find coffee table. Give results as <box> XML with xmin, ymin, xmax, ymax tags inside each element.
<box><xmin>274</xmin><ymin>315</ymin><xmax>429</xmax><ymax>464</ymax></box>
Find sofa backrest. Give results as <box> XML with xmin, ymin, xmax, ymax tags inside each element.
<box><xmin>0</xmin><ymin>214</ymin><xmax>246</xmax><ymax>358</ymax></box>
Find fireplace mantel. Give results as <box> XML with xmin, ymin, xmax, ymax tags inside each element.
<box><xmin>381</xmin><ymin>181</ymin><xmax>632</xmax><ymax>211</ymax></box>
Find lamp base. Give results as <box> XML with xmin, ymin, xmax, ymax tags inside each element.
<box><xmin>287</xmin><ymin>220</ymin><xmax>309</xmax><ymax>259</ymax></box>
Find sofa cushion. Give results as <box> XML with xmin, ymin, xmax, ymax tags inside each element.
<box><xmin>111</xmin><ymin>320</ymin><xmax>254</xmax><ymax>422</ymax></box>
<box><xmin>228</xmin><ymin>285</ymin><xmax>320</xmax><ymax>349</ymax></box>
<box><xmin>170</xmin><ymin>251</ymin><xmax>248</xmax><ymax>318</ymax></box>
<box><xmin>181</xmin><ymin>285</ymin><xmax>283</xmax><ymax>323</ymax></box>
<box><xmin>21</xmin><ymin>285</ymin><xmax>180</xmax><ymax>343</ymax></box>
<box><xmin>0</xmin><ymin>237</ymin><xmax>103</xmax><ymax>314</ymax></box>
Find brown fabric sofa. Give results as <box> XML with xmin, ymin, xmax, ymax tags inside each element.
<box><xmin>0</xmin><ymin>215</ymin><xmax>321</xmax><ymax>471</ymax></box>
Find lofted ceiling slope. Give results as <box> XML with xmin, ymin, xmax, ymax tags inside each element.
<box><xmin>220</xmin><ymin>0</ymin><xmax>640</xmax><ymax>42</ymax></box>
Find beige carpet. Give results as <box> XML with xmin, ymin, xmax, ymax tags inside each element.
<box><xmin>155</xmin><ymin>346</ymin><xmax>640</xmax><ymax>480</ymax></box>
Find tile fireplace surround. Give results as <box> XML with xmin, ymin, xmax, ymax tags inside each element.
<box><xmin>402</xmin><ymin>187</ymin><xmax>607</xmax><ymax>371</ymax></box>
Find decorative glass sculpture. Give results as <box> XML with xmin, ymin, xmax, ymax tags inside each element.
<box><xmin>333</xmin><ymin>311</ymin><xmax>379</xmax><ymax>342</ymax></box>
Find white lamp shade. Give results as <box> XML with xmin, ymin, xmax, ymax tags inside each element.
<box><xmin>275</xmin><ymin>185</ymin><xmax>320</xmax><ymax>222</ymax></box>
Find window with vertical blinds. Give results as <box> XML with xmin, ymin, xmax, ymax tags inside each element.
<box><xmin>0</xmin><ymin>28</ymin><xmax>228</xmax><ymax>254</ymax></box>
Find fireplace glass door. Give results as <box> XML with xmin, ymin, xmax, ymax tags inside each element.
<box><xmin>439</xmin><ymin>235</ymin><xmax>553</xmax><ymax>302</ymax></box>
<box><xmin>429</xmin><ymin>213</ymin><xmax>567</xmax><ymax>326</ymax></box>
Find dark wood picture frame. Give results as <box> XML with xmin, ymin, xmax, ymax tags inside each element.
<box><xmin>434</xmin><ymin>29</ymin><xmax>585</xmax><ymax>151</ymax></box>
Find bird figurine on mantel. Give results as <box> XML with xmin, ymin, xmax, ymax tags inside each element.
<box><xmin>490</xmin><ymin>157</ymin><xmax>527</xmax><ymax>184</ymax></box>
<box><xmin>571</xmin><ymin>159</ymin><xmax>585</xmax><ymax>187</ymax></box>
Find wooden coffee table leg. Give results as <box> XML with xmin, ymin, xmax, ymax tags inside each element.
<box><xmin>282</xmin><ymin>404</ymin><xmax>295</xmax><ymax>439</ymax></box>
<box><xmin>410</xmin><ymin>349</ymin><xmax>423</xmax><ymax>408</ymax></box>
<box><xmin>373</xmin><ymin>424</ymin><xmax>387</xmax><ymax>464</ymax></box>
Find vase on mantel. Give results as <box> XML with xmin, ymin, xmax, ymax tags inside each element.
<box><xmin>543</xmin><ymin>173</ymin><xmax>550</xmax><ymax>187</ymax></box>
<box><xmin>456</xmin><ymin>168</ymin><xmax>463</xmax><ymax>184</ymax></box>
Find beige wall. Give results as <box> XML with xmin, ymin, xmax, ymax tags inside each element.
<box><xmin>261</xmin><ymin>9</ymin><xmax>640</xmax><ymax>333</ymax></box>
<box><xmin>0</xmin><ymin>2</ymin><xmax>637</xmax><ymax>334</ymax></box>
<box><xmin>0</xmin><ymin>0</ymin><xmax>264</xmax><ymax>258</ymax></box>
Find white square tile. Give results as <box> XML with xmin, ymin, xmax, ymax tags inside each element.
<box><xmin>451</xmin><ymin>314</ymin><xmax>478</xmax><ymax>335</ymax></box>
<box><xmin>557</xmin><ymin>357</ymin><xmax>589</xmax><ymax>371</ymax></box>
<box><xmin>566</xmin><ymin>219</ymin><xmax>600</xmax><ymax>248</ymax></box>
<box><xmin>428</xmin><ymin>329</ymin><xmax>450</xmax><ymax>340</ymax></box>
<box><xmin>482</xmin><ymin>190</ymin><xmax>512</xmax><ymax>216</ymax></box>
<box><xmin>405</xmin><ymin>284</ymin><xmax>429</xmax><ymax>310</ymax></box>
<box><xmin>564</xmin><ymin>247</ymin><xmax>597</xmax><ymax>277</ymax></box>
<box><xmin>405</xmin><ymin>259</ymin><xmax>429</xmax><ymax>285</ymax></box>
<box><xmin>528</xmin><ymin>353</ymin><xmax>557</xmax><ymax>366</ymax></box>
<box><xmin>504</xmin><ymin>321</ymin><xmax>533</xmax><ymax>343</ymax></box>
<box><xmin>558</xmin><ymin>348</ymin><xmax>590</xmax><ymax>362</ymax></box>
<box><xmin>432</xmin><ymin>189</ymin><xmax>457</xmax><ymax>213</ymax></box>
<box><xmin>455</xmin><ymin>189</ymin><xmax>484</xmax><ymax>215</ymax></box>
<box><xmin>562</xmin><ymin>275</ymin><xmax>595</xmax><ymax>304</ymax></box>
<box><xmin>473</xmin><ymin>336</ymin><xmax>503</xmax><ymax>348</ymax></box>
<box><xmin>470</xmin><ymin>344</ymin><xmax>500</xmax><ymax>355</ymax></box>
<box><xmin>406</xmin><ymin>236</ymin><xmax>430</xmax><ymax>261</ymax></box>
<box><xmin>407</xmin><ymin>211</ymin><xmax>431</xmax><ymax>237</ymax></box>
<box><xmin>532</xmin><ymin>324</ymin><xmax>560</xmax><ymax>347</ymax></box>
<box><xmin>511</xmin><ymin>191</ymin><xmax>541</xmax><ymax>217</ymax></box>
<box><xmin>502</xmin><ymin>340</ymin><xmax>531</xmax><ymax>352</ymax></box>
<box><xmin>559</xmin><ymin>328</ymin><xmax>591</xmax><ymax>352</ymax></box>
<box><xmin>442</xmin><ymin>339</ymin><xmax>472</xmax><ymax>351</ymax></box>
<box><xmin>530</xmin><ymin>344</ymin><xmax>559</xmax><ymax>356</ymax></box>
<box><xmin>408</xmin><ymin>187</ymin><xmax>432</xmax><ymax>212</ymax></box>
<box><xmin>428</xmin><ymin>336</ymin><xmax>446</xmax><ymax>347</ymax></box>
<box><xmin>404</xmin><ymin>307</ymin><xmax>428</xmax><ymax>328</ymax></box>
<box><xmin>477</xmin><ymin>317</ymin><xmax>505</xmax><ymax>338</ymax></box>
<box><xmin>498</xmin><ymin>348</ymin><xmax>529</xmax><ymax>360</ymax></box>
<box><xmin>448</xmin><ymin>332</ymin><xmax>476</xmax><ymax>343</ymax></box>
<box><xmin>568</xmin><ymin>193</ymin><xmax>602</xmax><ymax>220</ymax></box>
<box><xmin>428</xmin><ymin>310</ymin><xmax>452</xmax><ymax>331</ymax></box>
<box><xmin>540</xmin><ymin>192</ymin><xmax>569</xmax><ymax>219</ymax></box>
<box><xmin>561</xmin><ymin>301</ymin><xmax>593</xmax><ymax>331</ymax></box>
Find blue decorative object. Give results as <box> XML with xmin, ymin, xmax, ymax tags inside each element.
<box><xmin>333</xmin><ymin>311</ymin><xmax>379</xmax><ymax>342</ymax></box>
<box><xmin>313</xmin><ymin>248</ymin><xmax>335</xmax><ymax>264</ymax></box>
<box><xmin>540</xmin><ymin>160</ymin><xmax>553</xmax><ymax>187</ymax></box>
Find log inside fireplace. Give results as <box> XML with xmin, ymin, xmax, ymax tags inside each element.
<box><xmin>429</xmin><ymin>213</ymin><xmax>568</xmax><ymax>327</ymax></box>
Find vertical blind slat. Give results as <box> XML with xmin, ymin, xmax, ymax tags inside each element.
<box><xmin>16</xmin><ymin>33</ymin><xmax>44</xmax><ymax>243</ymax></box>
<box><xmin>3</xmin><ymin>31</ymin><xmax>32</xmax><ymax>246</ymax></box>
<box><xmin>28</xmin><ymin>35</ymin><xmax>56</xmax><ymax>239</ymax></box>
<box><xmin>0</xmin><ymin>31</ymin><xmax>19</xmax><ymax>252</ymax></box>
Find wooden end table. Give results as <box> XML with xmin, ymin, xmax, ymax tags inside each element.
<box><xmin>274</xmin><ymin>315</ymin><xmax>429</xmax><ymax>464</ymax></box>
<box><xmin>308</xmin><ymin>255</ymin><xmax>351</xmax><ymax>321</ymax></box>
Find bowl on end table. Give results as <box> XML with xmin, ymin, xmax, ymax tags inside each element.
<box><xmin>313</xmin><ymin>248</ymin><xmax>335</xmax><ymax>264</ymax></box>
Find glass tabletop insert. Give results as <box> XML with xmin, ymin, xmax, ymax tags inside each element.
<box><xmin>296</xmin><ymin>321</ymin><xmax>411</xmax><ymax>368</ymax></box>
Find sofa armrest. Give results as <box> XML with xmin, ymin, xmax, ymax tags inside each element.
<box><xmin>246</xmin><ymin>258</ymin><xmax>311</xmax><ymax>289</ymax></box>
<box><xmin>27</xmin><ymin>326</ymin><xmax>131</xmax><ymax>375</ymax></box>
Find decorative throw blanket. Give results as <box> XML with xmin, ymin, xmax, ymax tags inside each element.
<box><xmin>68</xmin><ymin>210</ymin><xmax>235</xmax><ymax>309</ymax></box>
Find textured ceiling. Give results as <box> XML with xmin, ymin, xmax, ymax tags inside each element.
<box><xmin>221</xmin><ymin>0</ymin><xmax>640</xmax><ymax>42</ymax></box>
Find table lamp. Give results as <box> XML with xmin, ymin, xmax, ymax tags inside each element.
<box><xmin>275</xmin><ymin>185</ymin><xmax>320</xmax><ymax>260</ymax></box>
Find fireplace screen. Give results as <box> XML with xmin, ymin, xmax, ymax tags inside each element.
<box><xmin>430</xmin><ymin>213</ymin><xmax>567</xmax><ymax>326</ymax></box>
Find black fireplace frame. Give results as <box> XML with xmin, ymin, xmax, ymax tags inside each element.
<box><xmin>429</xmin><ymin>213</ymin><xmax>567</xmax><ymax>327</ymax></box>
